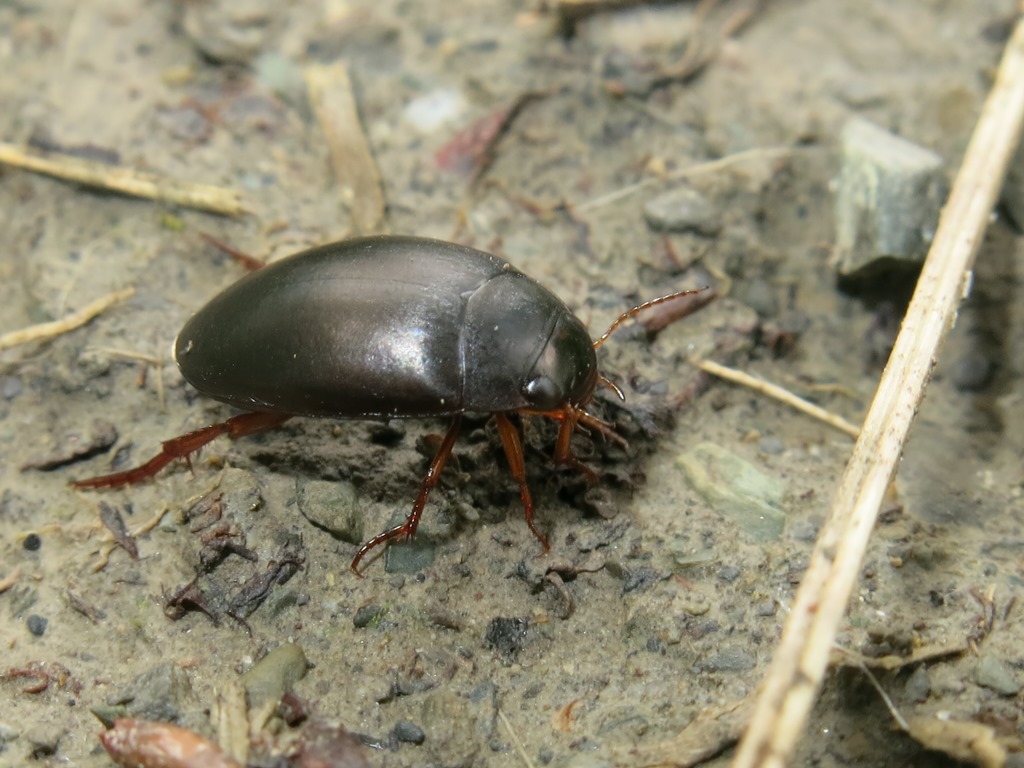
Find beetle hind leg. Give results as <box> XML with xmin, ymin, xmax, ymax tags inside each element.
<box><xmin>73</xmin><ymin>411</ymin><xmax>291</xmax><ymax>489</ymax></box>
<box><xmin>350</xmin><ymin>415</ymin><xmax>463</xmax><ymax>576</ymax></box>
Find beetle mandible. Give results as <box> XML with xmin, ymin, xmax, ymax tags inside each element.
<box><xmin>75</xmin><ymin>235</ymin><xmax>704</xmax><ymax>574</ymax></box>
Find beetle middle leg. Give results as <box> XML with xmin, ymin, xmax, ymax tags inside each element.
<box><xmin>350</xmin><ymin>415</ymin><xmax>463</xmax><ymax>576</ymax></box>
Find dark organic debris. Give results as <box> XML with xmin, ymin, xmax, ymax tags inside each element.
<box><xmin>99</xmin><ymin>502</ymin><xmax>139</xmax><ymax>560</ymax></box>
<box><xmin>226</xmin><ymin>542</ymin><xmax>305</xmax><ymax>622</ymax></box>
<box><xmin>484</xmin><ymin>617</ymin><xmax>529</xmax><ymax>659</ymax></box>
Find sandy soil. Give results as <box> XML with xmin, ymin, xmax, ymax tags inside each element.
<box><xmin>1</xmin><ymin>1</ymin><xmax>1021</xmax><ymax>766</ymax></box>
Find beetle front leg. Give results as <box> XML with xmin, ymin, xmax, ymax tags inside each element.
<box><xmin>350</xmin><ymin>415</ymin><xmax>462</xmax><ymax>576</ymax></box>
<box><xmin>551</xmin><ymin>414</ymin><xmax>598</xmax><ymax>484</ymax></box>
<box><xmin>493</xmin><ymin>413</ymin><xmax>549</xmax><ymax>553</ymax></box>
<box><xmin>73</xmin><ymin>411</ymin><xmax>291</xmax><ymax>489</ymax></box>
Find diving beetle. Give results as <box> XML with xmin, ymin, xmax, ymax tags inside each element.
<box><xmin>75</xmin><ymin>235</ymin><xmax>704</xmax><ymax>574</ymax></box>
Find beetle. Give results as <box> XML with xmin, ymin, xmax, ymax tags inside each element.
<box><xmin>75</xmin><ymin>235</ymin><xmax>705</xmax><ymax>574</ymax></box>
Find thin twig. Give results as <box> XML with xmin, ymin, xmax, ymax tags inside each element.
<box><xmin>692</xmin><ymin>358</ymin><xmax>861</xmax><ymax>438</ymax></box>
<box><xmin>87</xmin><ymin>347</ymin><xmax>163</xmax><ymax>366</ymax></box>
<box><xmin>0</xmin><ymin>142</ymin><xmax>247</xmax><ymax>216</ymax></box>
<box><xmin>497</xmin><ymin>709</ymin><xmax>536</xmax><ymax>768</ymax></box>
<box><xmin>575</xmin><ymin>145</ymin><xmax>796</xmax><ymax>213</ymax></box>
<box><xmin>734</xmin><ymin>11</ymin><xmax>1024</xmax><ymax>768</ymax></box>
<box><xmin>0</xmin><ymin>288</ymin><xmax>135</xmax><ymax>351</ymax></box>
<box><xmin>0</xmin><ymin>566</ymin><xmax>21</xmax><ymax>594</ymax></box>
<box><xmin>833</xmin><ymin>647</ymin><xmax>910</xmax><ymax>732</ymax></box>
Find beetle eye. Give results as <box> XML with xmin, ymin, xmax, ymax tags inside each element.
<box><xmin>522</xmin><ymin>375</ymin><xmax>562</xmax><ymax>410</ymax></box>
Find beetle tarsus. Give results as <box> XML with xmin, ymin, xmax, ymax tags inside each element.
<box><xmin>73</xmin><ymin>412</ymin><xmax>290</xmax><ymax>489</ymax></box>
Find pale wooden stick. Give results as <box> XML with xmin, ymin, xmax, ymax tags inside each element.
<box><xmin>0</xmin><ymin>288</ymin><xmax>134</xmax><ymax>351</ymax></box>
<box><xmin>0</xmin><ymin>142</ymin><xmax>247</xmax><ymax>216</ymax></box>
<box><xmin>734</xmin><ymin>12</ymin><xmax>1024</xmax><ymax>768</ymax></box>
<box><xmin>692</xmin><ymin>358</ymin><xmax>860</xmax><ymax>438</ymax></box>
<box><xmin>305</xmin><ymin>62</ymin><xmax>386</xmax><ymax>235</ymax></box>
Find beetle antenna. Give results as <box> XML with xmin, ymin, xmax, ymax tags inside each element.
<box><xmin>592</xmin><ymin>287</ymin><xmax>709</xmax><ymax>350</ymax></box>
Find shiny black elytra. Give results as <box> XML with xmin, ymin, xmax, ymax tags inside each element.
<box><xmin>75</xmin><ymin>235</ymin><xmax>703</xmax><ymax>574</ymax></box>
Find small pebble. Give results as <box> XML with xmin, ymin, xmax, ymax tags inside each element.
<box><xmin>758</xmin><ymin>436</ymin><xmax>784</xmax><ymax>455</ymax></box>
<box><xmin>717</xmin><ymin>564</ymin><xmax>742</xmax><ymax>581</ymax></box>
<box><xmin>702</xmin><ymin>646</ymin><xmax>757</xmax><ymax>672</ymax></box>
<box><xmin>26</xmin><ymin>615</ymin><xmax>48</xmax><ymax>636</ymax></box>
<box><xmin>974</xmin><ymin>654</ymin><xmax>1020</xmax><ymax>696</ymax></box>
<box><xmin>950</xmin><ymin>348</ymin><xmax>992</xmax><ymax>392</ymax></box>
<box><xmin>352</xmin><ymin>604</ymin><xmax>386</xmax><ymax>629</ymax></box>
<box><xmin>2</xmin><ymin>376</ymin><xmax>21</xmax><ymax>400</ymax></box>
<box><xmin>23</xmin><ymin>533</ymin><xmax>42</xmax><ymax>551</ymax></box>
<box><xmin>643</xmin><ymin>186</ymin><xmax>721</xmax><ymax>236</ymax></box>
<box><xmin>0</xmin><ymin>721</ymin><xmax>18</xmax><ymax>745</ymax></box>
<box><xmin>740</xmin><ymin>279</ymin><xmax>778</xmax><ymax>318</ymax></box>
<box><xmin>904</xmin><ymin>664</ymin><xmax>931</xmax><ymax>702</ymax></box>
<box><xmin>393</xmin><ymin>719</ymin><xmax>426</xmax><ymax>744</ymax></box>
<box><xmin>384</xmin><ymin>537</ymin><xmax>437</xmax><ymax>574</ymax></box>
<box><xmin>182</xmin><ymin>0</ymin><xmax>275</xmax><ymax>64</ymax></box>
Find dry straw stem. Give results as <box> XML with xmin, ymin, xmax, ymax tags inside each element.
<box><xmin>692</xmin><ymin>358</ymin><xmax>861</xmax><ymax>438</ymax></box>
<box><xmin>0</xmin><ymin>142</ymin><xmax>246</xmax><ymax>216</ymax></box>
<box><xmin>305</xmin><ymin>62</ymin><xmax>386</xmax><ymax>235</ymax></box>
<box><xmin>0</xmin><ymin>287</ymin><xmax>135</xmax><ymax>351</ymax></box>
<box><xmin>733</xmin><ymin>12</ymin><xmax>1024</xmax><ymax>768</ymax></box>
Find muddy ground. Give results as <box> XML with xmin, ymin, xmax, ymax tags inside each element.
<box><xmin>1</xmin><ymin>1</ymin><xmax>1022</xmax><ymax>766</ymax></box>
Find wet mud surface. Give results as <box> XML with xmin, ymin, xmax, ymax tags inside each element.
<box><xmin>1</xmin><ymin>1</ymin><xmax>1022</xmax><ymax>766</ymax></box>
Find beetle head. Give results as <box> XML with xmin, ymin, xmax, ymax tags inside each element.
<box><xmin>521</xmin><ymin>314</ymin><xmax>598</xmax><ymax>410</ymax></box>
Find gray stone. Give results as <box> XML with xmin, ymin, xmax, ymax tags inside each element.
<box><xmin>677</xmin><ymin>442</ymin><xmax>786</xmax><ymax>541</ymax></box>
<box><xmin>834</xmin><ymin>118</ymin><xmax>947</xmax><ymax>277</ymax></box>
<box><xmin>114</xmin><ymin>663</ymin><xmax>196</xmax><ymax>723</ymax></box>
<box><xmin>643</xmin><ymin>186</ymin><xmax>721</xmax><ymax>236</ymax></box>
<box><xmin>974</xmin><ymin>653</ymin><xmax>1020</xmax><ymax>696</ymax></box>
<box><xmin>24</xmin><ymin>723</ymin><xmax>62</xmax><ymax>757</ymax></box>
<box><xmin>296</xmin><ymin>477</ymin><xmax>363</xmax><ymax>544</ymax></box>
